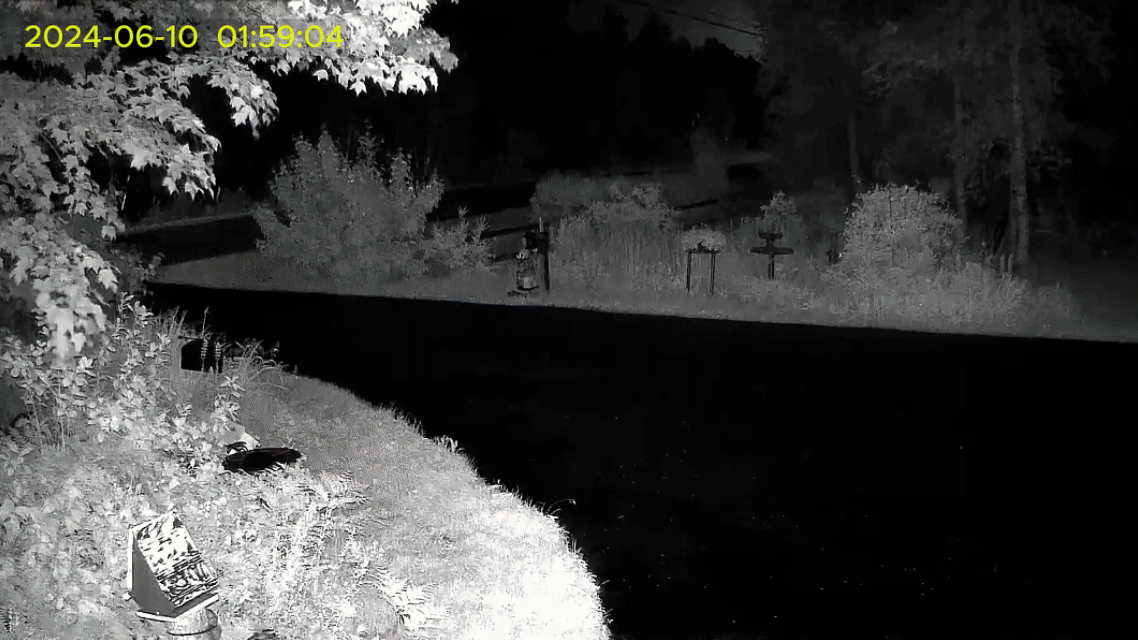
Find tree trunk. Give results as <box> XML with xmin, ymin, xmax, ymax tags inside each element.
<box><xmin>847</xmin><ymin>111</ymin><xmax>863</xmax><ymax>194</ymax></box>
<box><xmin>1008</xmin><ymin>0</ymin><xmax>1030</xmax><ymax>269</ymax></box>
<box><xmin>949</xmin><ymin>68</ymin><xmax>968</xmax><ymax>223</ymax></box>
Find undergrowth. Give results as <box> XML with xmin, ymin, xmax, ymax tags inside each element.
<box><xmin>251</xmin><ymin>126</ymin><xmax>491</xmax><ymax>288</ymax></box>
<box><xmin>0</xmin><ymin>295</ymin><xmax>444</xmax><ymax>640</ymax></box>
<box><xmin>540</xmin><ymin>176</ymin><xmax>1079</xmax><ymax>334</ymax></box>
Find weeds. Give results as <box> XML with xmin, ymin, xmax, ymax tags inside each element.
<box><xmin>542</xmin><ymin>180</ymin><xmax>1079</xmax><ymax>337</ymax></box>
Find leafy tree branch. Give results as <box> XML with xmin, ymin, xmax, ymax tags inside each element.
<box><xmin>1</xmin><ymin>0</ymin><xmax>459</xmax><ymax>366</ymax></box>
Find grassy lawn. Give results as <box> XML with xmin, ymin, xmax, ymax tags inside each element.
<box><xmin>220</xmin><ymin>367</ymin><xmax>612</xmax><ymax>640</ymax></box>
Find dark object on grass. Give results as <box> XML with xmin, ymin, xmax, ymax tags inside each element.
<box><xmin>245</xmin><ymin>629</ymin><xmax>279</xmax><ymax>640</ymax></box>
<box><xmin>223</xmin><ymin>441</ymin><xmax>302</xmax><ymax>474</ymax></box>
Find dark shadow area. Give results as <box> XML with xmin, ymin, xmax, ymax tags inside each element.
<box><xmin>115</xmin><ymin>215</ymin><xmax>265</xmax><ymax>265</ymax></box>
<box><xmin>433</xmin><ymin>182</ymin><xmax>538</xmax><ymax>219</ymax></box>
<box><xmin>142</xmin><ymin>282</ymin><xmax>1134</xmax><ymax>639</ymax></box>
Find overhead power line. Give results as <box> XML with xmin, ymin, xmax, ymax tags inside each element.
<box><xmin>611</xmin><ymin>0</ymin><xmax>767</xmax><ymax>40</ymax></box>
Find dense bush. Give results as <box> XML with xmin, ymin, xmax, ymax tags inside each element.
<box><xmin>253</xmin><ymin>128</ymin><xmax>489</xmax><ymax>286</ymax></box>
<box><xmin>838</xmin><ymin>184</ymin><xmax>964</xmax><ymax>278</ymax></box>
<box><xmin>548</xmin><ymin>184</ymin><xmax>684</xmax><ymax>293</ymax></box>
<box><xmin>530</xmin><ymin>172</ymin><xmax>697</xmax><ymax>228</ymax></box>
<box><xmin>529</xmin><ymin>171</ymin><xmax>629</xmax><ymax>223</ymax></box>
<box><xmin>581</xmin><ymin>182</ymin><xmax>676</xmax><ymax>234</ymax></box>
<box><xmin>529</xmin><ymin>133</ymin><xmax>738</xmax><ymax>226</ymax></box>
<box><xmin>423</xmin><ymin>205</ymin><xmax>492</xmax><ymax>273</ymax></box>
<box><xmin>813</xmin><ymin>183</ymin><xmax>1046</xmax><ymax>326</ymax></box>
<box><xmin>755</xmin><ymin>191</ymin><xmax>807</xmax><ymax>248</ymax></box>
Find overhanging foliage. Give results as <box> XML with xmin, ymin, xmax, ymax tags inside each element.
<box><xmin>0</xmin><ymin>0</ymin><xmax>459</xmax><ymax>366</ymax></box>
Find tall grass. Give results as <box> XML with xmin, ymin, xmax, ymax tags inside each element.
<box><xmin>542</xmin><ymin>198</ymin><xmax>1081</xmax><ymax>338</ymax></box>
<box><xmin>550</xmin><ymin>216</ymin><xmax>688</xmax><ymax>293</ymax></box>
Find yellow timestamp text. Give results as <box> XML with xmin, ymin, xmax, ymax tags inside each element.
<box><xmin>24</xmin><ymin>24</ymin><xmax>344</xmax><ymax>50</ymax></box>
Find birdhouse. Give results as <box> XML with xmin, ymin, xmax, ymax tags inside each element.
<box><xmin>128</xmin><ymin>511</ymin><xmax>219</xmax><ymax>620</ymax></box>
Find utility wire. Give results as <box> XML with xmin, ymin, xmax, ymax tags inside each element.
<box><xmin>611</xmin><ymin>0</ymin><xmax>768</xmax><ymax>39</ymax></box>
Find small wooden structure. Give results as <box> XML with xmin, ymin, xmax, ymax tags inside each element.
<box><xmin>685</xmin><ymin>247</ymin><xmax>720</xmax><ymax>295</ymax></box>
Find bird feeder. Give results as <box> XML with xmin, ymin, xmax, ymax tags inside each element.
<box><xmin>514</xmin><ymin>239</ymin><xmax>539</xmax><ymax>292</ymax></box>
<box><xmin>511</xmin><ymin>223</ymin><xmax>550</xmax><ymax>297</ymax></box>
<box><xmin>128</xmin><ymin>511</ymin><xmax>221</xmax><ymax>639</ymax></box>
